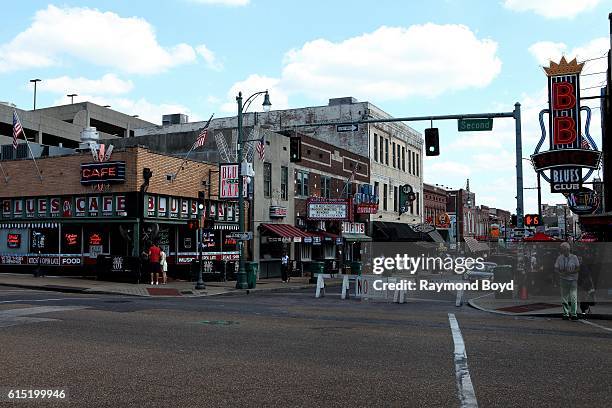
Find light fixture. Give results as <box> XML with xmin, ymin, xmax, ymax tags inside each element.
<box><xmin>262</xmin><ymin>90</ymin><xmax>271</xmax><ymax>112</ymax></box>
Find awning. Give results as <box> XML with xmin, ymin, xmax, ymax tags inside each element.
<box><xmin>372</xmin><ymin>222</ymin><xmax>428</xmax><ymax>242</ymax></box>
<box><xmin>343</xmin><ymin>233</ymin><xmax>371</xmax><ymax>242</ymax></box>
<box><xmin>260</xmin><ymin>223</ymin><xmax>313</xmax><ymax>243</ymax></box>
<box><xmin>313</xmin><ymin>231</ymin><xmax>341</xmax><ymax>244</ymax></box>
<box><xmin>464</xmin><ymin>237</ymin><xmax>490</xmax><ymax>252</ymax></box>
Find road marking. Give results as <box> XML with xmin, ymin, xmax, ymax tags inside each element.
<box><xmin>580</xmin><ymin>319</ymin><xmax>612</xmax><ymax>333</ymax></box>
<box><xmin>0</xmin><ymin>297</ymin><xmax>100</xmax><ymax>304</ymax></box>
<box><xmin>0</xmin><ymin>306</ymin><xmax>87</xmax><ymax>328</ymax></box>
<box><xmin>448</xmin><ymin>313</ymin><xmax>478</xmax><ymax>408</ymax></box>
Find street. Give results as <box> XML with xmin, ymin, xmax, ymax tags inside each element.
<box><xmin>1</xmin><ymin>286</ymin><xmax>610</xmax><ymax>407</ymax></box>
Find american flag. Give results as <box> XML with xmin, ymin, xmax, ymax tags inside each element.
<box><xmin>581</xmin><ymin>138</ymin><xmax>590</xmax><ymax>150</ymax></box>
<box><xmin>256</xmin><ymin>136</ymin><xmax>265</xmax><ymax>161</ymax></box>
<box><xmin>193</xmin><ymin>127</ymin><xmax>208</xmax><ymax>149</ymax></box>
<box><xmin>12</xmin><ymin>110</ymin><xmax>24</xmax><ymax>150</ymax></box>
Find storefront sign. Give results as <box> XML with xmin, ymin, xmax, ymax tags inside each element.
<box><xmin>531</xmin><ymin>57</ymin><xmax>602</xmax><ymax>193</ymax></box>
<box><xmin>0</xmin><ymin>195</ymin><xmax>127</xmax><ymax>220</ymax></box>
<box><xmin>342</xmin><ymin>222</ymin><xmax>365</xmax><ymax>234</ymax></box>
<box><xmin>306</xmin><ymin>198</ymin><xmax>351</xmax><ymax>221</ymax></box>
<box><xmin>269</xmin><ymin>206</ymin><xmax>287</xmax><ymax>218</ymax></box>
<box><xmin>0</xmin><ymin>254</ymin><xmax>82</xmax><ymax>267</ymax></box>
<box><xmin>567</xmin><ymin>187</ymin><xmax>600</xmax><ymax>215</ymax></box>
<box><xmin>356</xmin><ymin>203</ymin><xmax>378</xmax><ymax>214</ymax></box>
<box><xmin>37</xmin><ymin>199</ymin><xmax>47</xmax><ymax>217</ymax></box>
<box><xmin>7</xmin><ymin>233</ymin><xmax>21</xmax><ymax>249</ymax></box>
<box><xmin>436</xmin><ymin>213</ymin><xmax>451</xmax><ymax>228</ymax></box>
<box><xmin>89</xmin><ymin>233</ymin><xmax>103</xmax><ymax>246</ymax></box>
<box><xmin>80</xmin><ymin>161</ymin><xmax>126</xmax><ymax>185</ymax></box>
<box><xmin>25</xmin><ymin>199</ymin><xmax>36</xmax><ymax>218</ymax></box>
<box><xmin>219</xmin><ymin>163</ymin><xmax>239</xmax><ymax>199</ymax></box>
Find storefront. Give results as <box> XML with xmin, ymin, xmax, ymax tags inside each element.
<box><xmin>259</xmin><ymin>223</ymin><xmax>313</xmax><ymax>278</ymax></box>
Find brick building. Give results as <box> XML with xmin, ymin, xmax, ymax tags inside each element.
<box><xmin>0</xmin><ymin>145</ymin><xmax>247</xmax><ymax>277</ymax></box>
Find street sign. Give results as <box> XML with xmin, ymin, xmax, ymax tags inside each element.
<box><xmin>523</xmin><ymin>214</ymin><xmax>541</xmax><ymax>227</ymax></box>
<box><xmin>336</xmin><ymin>124</ymin><xmax>358</xmax><ymax>132</ymax></box>
<box><xmin>227</xmin><ymin>231</ymin><xmax>253</xmax><ymax>241</ymax></box>
<box><xmin>458</xmin><ymin>118</ymin><xmax>493</xmax><ymax>132</ymax></box>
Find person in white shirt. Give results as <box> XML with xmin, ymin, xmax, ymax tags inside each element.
<box><xmin>554</xmin><ymin>242</ymin><xmax>580</xmax><ymax>320</ymax></box>
<box><xmin>281</xmin><ymin>252</ymin><xmax>289</xmax><ymax>283</ymax></box>
<box><xmin>160</xmin><ymin>250</ymin><xmax>168</xmax><ymax>285</ymax></box>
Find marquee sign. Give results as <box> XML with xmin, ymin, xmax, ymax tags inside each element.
<box><xmin>531</xmin><ymin>57</ymin><xmax>601</xmax><ymax>193</ymax></box>
<box><xmin>306</xmin><ymin>198</ymin><xmax>352</xmax><ymax>221</ymax></box>
<box><xmin>0</xmin><ymin>195</ymin><xmax>128</xmax><ymax>220</ymax></box>
<box><xmin>566</xmin><ymin>187</ymin><xmax>600</xmax><ymax>215</ymax></box>
<box><xmin>80</xmin><ymin>161</ymin><xmax>126</xmax><ymax>185</ymax></box>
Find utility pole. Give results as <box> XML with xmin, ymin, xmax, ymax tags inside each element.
<box><xmin>30</xmin><ymin>79</ymin><xmax>41</xmax><ymax>110</ymax></box>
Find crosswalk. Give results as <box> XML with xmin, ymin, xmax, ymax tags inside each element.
<box><xmin>0</xmin><ymin>306</ymin><xmax>87</xmax><ymax>328</ymax></box>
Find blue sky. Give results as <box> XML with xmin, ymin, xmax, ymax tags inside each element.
<box><xmin>1</xmin><ymin>0</ymin><xmax>610</xmax><ymax>213</ymax></box>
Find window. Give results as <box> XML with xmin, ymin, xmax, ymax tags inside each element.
<box><xmin>412</xmin><ymin>151</ymin><xmax>416</xmax><ymax>175</ymax></box>
<box><xmin>392</xmin><ymin>142</ymin><xmax>396</xmax><ymax>168</ymax></box>
<box><xmin>296</xmin><ymin>170</ymin><xmax>309</xmax><ymax>197</ymax></box>
<box><xmin>394</xmin><ymin>186</ymin><xmax>398</xmax><ymax>212</ymax></box>
<box><xmin>416</xmin><ymin>192</ymin><xmax>420</xmax><ymax>215</ymax></box>
<box><xmin>299</xmin><ymin>243</ymin><xmax>312</xmax><ymax>261</ymax></box>
<box><xmin>374</xmin><ymin>181</ymin><xmax>379</xmax><ymax>197</ymax></box>
<box><xmin>383</xmin><ymin>184</ymin><xmax>388</xmax><ymax>211</ymax></box>
<box><xmin>408</xmin><ymin>150</ymin><xmax>412</xmax><ymax>174</ymax></box>
<box><xmin>385</xmin><ymin>139</ymin><xmax>389</xmax><ymax>165</ymax></box>
<box><xmin>402</xmin><ymin>147</ymin><xmax>406</xmax><ymax>171</ymax></box>
<box><xmin>263</xmin><ymin>162</ymin><xmax>272</xmax><ymax>198</ymax></box>
<box><xmin>416</xmin><ymin>154</ymin><xmax>420</xmax><ymax>177</ymax></box>
<box><xmin>281</xmin><ymin>166</ymin><xmax>288</xmax><ymax>200</ymax></box>
<box><xmin>321</xmin><ymin>176</ymin><xmax>331</xmax><ymax>198</ymax></box>
<box><xmin>379</xmin><ymin>135</ymin><xmax>384</xmax><ymax>162</ymax></box>
<box><xmin>373</xmin><ymin>134</ymin><xmax>378</xmax><ymax>162</ymax></box>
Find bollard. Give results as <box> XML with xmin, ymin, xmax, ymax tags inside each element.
<box><xmin>341</xmin><ymin>275</ymin><xmax>350</xmax><ymax>300</ymax></box>
<box><xmin>315</xmin><ymin>274</ymin><xmax>325</xmax><ymax>298</ymax></box>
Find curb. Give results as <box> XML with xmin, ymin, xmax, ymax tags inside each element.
<box><xmin>467</xmin><ymin>297</ymin><xmax>612</xmax><ymax>321</ymax></box>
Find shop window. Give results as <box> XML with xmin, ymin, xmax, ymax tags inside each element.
<box><xmin>31</xmin><ymin>228</ymin><xmax>59</xmax><ymax>253</ymax></box>
<box><xmin>62</xmin><ymin>226</ymin><xmax>82</xmax><ymax>254</ymax></box>
<box><xmin>281</xmin><ymin>166</ymin><xmax>288</xmax><ymax>200</ymax></box>
<box><xmin>299</xmin><ymin>243</ymin><xmax>312</xmax><ymax>261</ymax></box>
<box><xmin>324</xmin><ymin>244</ymin><xmax>335</xmax><ymax>259</ymax></box>
<box><xmin>321</xmin><ymin>176</ymin><xmax>331</xmax><ymax>198</ymax></box>
<box><xmin>263</xmin><ymin>162</ymin><xmax>272</xmax><ymax>198</ymax></box>
<box><xmin>84</xmin><ymin>226</ymin><xmax>110</xmax><ymax>257</ymax></box>
<box><xmin>177</xmin><ymin>225</ymin><xmax>197</xmax><ymax>252</ymax></box>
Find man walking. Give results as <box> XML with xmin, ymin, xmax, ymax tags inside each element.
<box><xmin>281</xmin><ymin>252</ymin><xmax>289</xmax><ymax>283</ymax></box>
<box><xmin>554</xmin><ymin>242</ymin><xmax>580</xmax><ymax>320</ymax></box>
<box><xmin>148</xmin><ymin>242</ymin><xmax>162</xmax><ymax>285</ymax></box>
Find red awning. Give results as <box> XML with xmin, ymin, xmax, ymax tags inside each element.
<box><xmin>523</xmin><ymin>232</ymin><xmax>560</xmax><ymax>242</ymax></box>
<box><xmin>260</xmin><ymin>223</ymin><xmax>313</xmax><ymax>242</ymax></box>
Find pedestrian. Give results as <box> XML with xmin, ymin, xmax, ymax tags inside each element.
<box><xmin>148</xmin><ymin>241</ymin><xmax>162</xmax><ymax>285</ymax></box>
<box><xmin>281</xmin><ymin>252</ymin><xmax>289</xmax><ymax>283</ymax></box>
<box><xmin>577</xmin><ymin>251</ymin><xmax>596</xmax><ymax>315</ymax></box>
<box><xmin>160</xmin><ymin>249</ymin><xmax>168</xmax><ymax>285</ymax></box>
<box><xmin>554</xmin><ymin>242</ymin><xmax>580</xmax><ymax>321</ymax></box>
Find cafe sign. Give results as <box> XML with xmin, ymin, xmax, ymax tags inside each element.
<box><xmin>269</xmin><ymin>206</ymin><xmax>287</xmax><ymax>218</ymax></box>
<box><xmin>531</xmin><ymin>57</ymin><xmax>601</xmax><ymax>193</ymax></box>
<box><xmin>306</xmin><ymin>198</ymin><xmax>351</xmax><ymax>221</ymax></box>
<box><xmin>80</xmin><ymin>161</ymin><xmax>126</xmax><ymax>185</ymax></box>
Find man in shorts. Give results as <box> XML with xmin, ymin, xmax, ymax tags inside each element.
<box><xmin>149</xmin><ymin>242</ymin><xmax>162</xmax><ymax>285</ymax></box>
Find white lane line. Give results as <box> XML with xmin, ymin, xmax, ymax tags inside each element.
<box><xmin>580</xmin><ymin>319</ymin><xmax>612</xmax><ymax>333</ymax></box>
<box><xmin>0</xmin><ymin>297</ymin><xmax>100</xmax><ymax>304</ymax></box>
<box><xmin>448</xmin><ymin>313</ymin><xmax>478</xmax><ymax>408</ymax></box>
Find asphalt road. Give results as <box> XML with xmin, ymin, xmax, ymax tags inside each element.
<box><xmin>0</xmin><ymin>286</ymin><xmax>610</xmax><ymax>408</ymax></box>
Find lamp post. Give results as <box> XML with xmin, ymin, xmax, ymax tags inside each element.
<box><xmin>30</xmin><ymin>79</ymin><xmax>41</xmax><ymax>110</ymax></box>
<box><xmin>235</xmin><ymin>90</ymin><xmax>271</xmax><ymax>289</ymax></box>
<box><xmin>449</xmin><ymin>193</ymin><xmax>459</xmax><ymax>248</ymax></box>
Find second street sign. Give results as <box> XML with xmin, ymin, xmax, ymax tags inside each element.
<box><xmin>458</xmin><ymin>118</ymin><xmax>493</xmax><ymax>132</ymax></box>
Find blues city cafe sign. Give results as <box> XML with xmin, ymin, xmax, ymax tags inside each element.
<box><xmin>531</xmin><ymin>57</ymin><xmax>601</xmax><ymax>193</ymax></box>
<box><xmin>1</xmin><ymin>195</ymin><xmax>128</xmax><ymax>220</ymax></box>
<box><xmin>80</xmin><ymin>161</ymin><xmax>126</xmax><ymax>185</ymax></box>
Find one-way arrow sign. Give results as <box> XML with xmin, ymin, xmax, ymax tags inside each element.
<box><xmin>336</xmin><ymin>124</ymin><xmax>358</xmax><ymax>132</ymax></box>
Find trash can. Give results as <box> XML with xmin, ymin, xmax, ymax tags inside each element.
<box><xmin>493</xmin><ymin>265</ymin><xmax>513</xmax><ymax>299</ymax></box>
<box><xmin>351</xmin><ymin>261</ymin><xmax>363</xmax><ymax>276</ymax></box>
<box><xmin>308</xmin><ymin>261</ymin><xmax>325</xmax><ymax>283</ymax></box>
<box><xmin>245</xmin><ymin>262</ymin><xmax>258</xmax><ymax>289</ymax></box>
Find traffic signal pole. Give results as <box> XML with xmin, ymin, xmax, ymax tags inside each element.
<box><xmin>286</xmin><ymin>103</ymin><xmax>525</xmax><ymax>228</ymax></box>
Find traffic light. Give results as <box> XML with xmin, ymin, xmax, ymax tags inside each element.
<box><xmin>290</xmin><ymin>137</ymin><xmax>302</xmax><ymax>162</ymax></box>
<box><xmin>524</xmin><ymin>214</ymin><xmax>541</xmax><ymax>227</ymax></box>
<box><xmin>399</xmin><ymin>184</ymin><xmax>416</xmax><ymax>215</ymax></box>
<box><xmin>197</xmin><ymin>191</ymin><xmax>206</xmax><ymax>211</ymax></box>
<box><xmin>425</xmin><ymin>128</ymin><xmax>440</xmax><ymax>156</ymax></box>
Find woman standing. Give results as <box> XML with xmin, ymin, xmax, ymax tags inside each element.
<box><xmin>160</xmin><ymin>249</ymin><xmax>168</xmax><ymax>285</ymax></box>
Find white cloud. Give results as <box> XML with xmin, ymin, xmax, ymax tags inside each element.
<box><xmin>189</xmin><ymin>0</ymin><xmax>249</xmax><ymax>5</ymax></box>
<box><xmin>0</xmin><ymin>5</ymin><xmax>218</xmax><ymax>74</ymax></box>
<box><xmin>281</xmin><ymin>24</ymin><xmax>501</xmax><ymax>101</ymax></box>
<box><xmin>503</xmin><ymin>0</ymin><xmax>600</xmax><ymax>19</ymax></box>
<box><xmin>36</xmin><ymin>74</ymin><xmax>134</xmax><ymax>95</ymax></box>
<box><xmin>196</xmin><ymin>44</ymin><xmax>223</xmax><ymax>71</ymax></box>
<box><xmin>220</xmin><ymin>74</ymin><xmax>289</xmax><ymax>113</ymax></box>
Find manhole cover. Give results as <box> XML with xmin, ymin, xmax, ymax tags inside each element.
<box><xmin>197</xmin><ymin>320</ymin><xmax>238</xmax><ymax>326</ymax></box>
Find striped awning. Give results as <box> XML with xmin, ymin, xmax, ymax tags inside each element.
<box><xmin>0</xmin><ymin>222</ymin><xmax>59</xmax><ymax>229</ymax></box>
<box><xmin>464</xmin><ymin>237</ymin><xmax>489</xmax><ymax>252</ymax></box>
<box><xmin>260</xmin><ymin>223</ymin><xmax>313</xmax><ymax>243</ymax></box>
<box><xmin>213</xmin><ymin>223</ymin><xmax>239</xmax><ymax>231</ymax></box>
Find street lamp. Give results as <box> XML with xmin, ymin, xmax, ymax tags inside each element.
<box><xmin>67</xmin><ymin>93</ymin><xmax>77</xmax><ymax>104</ymax></box>
<box><xmin>30</xmin><ymin>79</ymin><xmax>41</xmax><ymax>110</ymax></box>
<box><xmin>235</xmin><ymin>90</ymin><xmax>271</xmax><ymax>289</ymax></box>
<box><xmin>449</xmin><ymin>193</ymin><xmax>459</xmax><ymax>248</ymax></box>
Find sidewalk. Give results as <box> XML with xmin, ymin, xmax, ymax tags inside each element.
<box><xmin>0</xmin><ymin>273</ymin><xmax>314</xmax><ymax>298</ymax></box>
<box><xmin>468</xmin><ymin>292</ymin><xmax>612</xmax><ymax>320</ymax></box>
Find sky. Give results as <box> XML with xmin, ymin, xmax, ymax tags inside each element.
<box><xmin>1</xmin><ymin>0</ymin><xmax>611</xmax><ymax>214</ymax></box>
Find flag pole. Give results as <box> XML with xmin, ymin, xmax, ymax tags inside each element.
<box><xmin>21</xmin><ymin>126</ymin><xmax>43</xmax><ymax>182</ymax></box>
<box><xmin>173</xmin><ymin>114</ymin><xmax>214</xmax><ymax>181</ymax></box>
